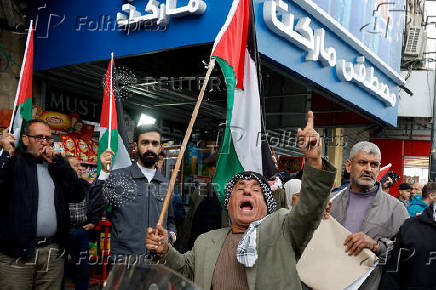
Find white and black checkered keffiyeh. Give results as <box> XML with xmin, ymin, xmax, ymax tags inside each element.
<box><xmin>224</xmin><ymin>171</ymin><xmax>277</xmax><ymax>267</ymax></box>
<box><xmin>236</xmin><ymin>215</ymin><xmax>268</xmax><ymax>267</ymax></box>
<box><xmin>224</xmin><ymin>171</ymin><xmax>277</xmax><ymax>214</ymax></box>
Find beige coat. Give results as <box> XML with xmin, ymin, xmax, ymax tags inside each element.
<box><xmin>162</xmin><ymin>162</ymin><xmax>336</xmax><ymax>289</ymax></box>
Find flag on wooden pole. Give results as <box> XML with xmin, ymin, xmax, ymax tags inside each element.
<box><xmin>212</xmin><ymin>0</ymin><xmax>277</xmax><ymax>205</ymax></box>
<box><xmin>97</xmin><ymin>54</ymin><xmax>131</xmax><ymax>174</ymax></box>
<box><xmin>9</xmin><ymin>21</ymin><xmax>34</xmax><ymax>146</ymax></box>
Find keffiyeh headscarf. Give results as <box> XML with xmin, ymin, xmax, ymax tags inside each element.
<box><xmin>224</xmin><ymin>171</ymin><xmax>277</xmax><ymax>268</ymax></box>
<box><xmin>224</xmin><ymin>171</ymin><xmax>277</xmax><ymax>214</ymax></box>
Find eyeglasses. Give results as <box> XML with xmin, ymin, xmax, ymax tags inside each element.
<box><xmin>26</xmin><ymin>135</ymin><xmax>53</xmax><ymax>143</ymax></box>
<box><xmin>141</xmin><ymin>139</ymin><xmax>160</xmax><ymax>147</ymax></box>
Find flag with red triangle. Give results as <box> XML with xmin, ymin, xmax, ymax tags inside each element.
<box><xmin>11</xmin><ymin>21</ymin><xmax>34</xmax><ymax>145</ymax></box>
<box><xmin>97</xmin><ymin>54</ymin><xmax>132</xmax><ymax>174</ymax></box>
<box><xmin>212</xmin><ymin>0</ymin><xmax>277</xmax><ymax>204</ymax></box>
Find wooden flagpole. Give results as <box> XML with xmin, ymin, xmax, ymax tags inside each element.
<box><xmin>157</xmin><ymin>58</ymin><xmax>216</xmax><ymax>227</ymax></box>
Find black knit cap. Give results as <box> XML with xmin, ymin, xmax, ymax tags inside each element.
<box><xmin>224</xmin><ymin>171</ymin><xmax>277</xmax><ymax>214</ymax></box>
<box><xmin>399</xmin><ymin>183</ymin><xmax>411</xmax><ymax>190</ymax></box>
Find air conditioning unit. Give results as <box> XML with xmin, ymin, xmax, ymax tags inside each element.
<box><xmin>404</xmin><ymin>26</ymin><xmax>426</xmax><ymax>58</ymax></box>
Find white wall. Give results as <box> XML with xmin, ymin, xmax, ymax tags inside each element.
<box><xmin>398</xmin><ymin>70</ymin><xmax>435</xmax><ymax>117</ymax></box>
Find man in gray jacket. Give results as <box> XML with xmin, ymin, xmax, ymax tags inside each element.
<box><xmin>330</xmin><ymin>141</ymin><xmax>409</xmax><ymax>290</ymax></box>
<box><xmin>96</xmin><ymin>124</ymin><xmax>176</xmax><ymax>264</ymax></box>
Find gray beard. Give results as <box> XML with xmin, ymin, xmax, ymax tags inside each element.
<box><xmin>352</xmin><ymin>177</ymin><xmax>376</xmax><ymax>192</ymax></box>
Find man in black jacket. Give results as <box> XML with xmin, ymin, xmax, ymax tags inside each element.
<box><xmin>380</xmin><ymin>203</ymin><xmax>436</xmax><ymax>289</ymax></box>
<box><xmin>0</xmin><ymin>120</ymin><xmax>85</xmax><ymax>290</ymax></box>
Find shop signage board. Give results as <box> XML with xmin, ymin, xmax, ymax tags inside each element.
<box><xmin>31</xmin><ymin>0</ymin><xmax>231</xmax><ymax>71</ymax></box>
<box><xmin>45</xmin><ymin>88</ymin><xmax>102</xmax><ymax>122</ymax></box>
<box><xmin>311</xmin><ymin>0</ymin><xmax>405</xmax><ymax>72</ymax></box>
<box><xmin>256</xmin><ymin>0</ymin><xmax>404</xmax><ymax>126</ymax></box>
<box><xmin>116</xmin><ymin>0</ymin><xmax>207</xmax><ymax>28</ymax></box>
<box><xmin>31</xmin><ymin>0</ymin><xmax>403</xmax><ymax>126</ymax></box>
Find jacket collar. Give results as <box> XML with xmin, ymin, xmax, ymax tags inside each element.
<box><xmin>130</xmin><ymin>162</ymin><xmax>166</xmax><ymax>183</ymax></box>
<box><xmin>18</xmin><ymin>151</ymin><xmax>44</xmax><ymax>164</ymax></box>
<box><xmin>345</xmin><ymin>182</ymin><xmax>383</xmax><ymax>203</ymax></box>
<box><xmin>334</xmin><ymin>182</ymin><xmax>383</xmax><ymax>224</ymax></box>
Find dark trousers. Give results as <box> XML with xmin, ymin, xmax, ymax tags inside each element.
<box><xmin>62</xmin><ymin>229</ymin><xmax>90</xmax><ymax>290</ymax></box>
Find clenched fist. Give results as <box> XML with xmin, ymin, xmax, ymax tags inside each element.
<box><xmin>145</xmin><ymin>225</ymin><xmax>169</xmax><ymax>256</ymax></box>
<box><xmin>1</xmin><ymin>131</ymin><xmax>15</xmax><ymax>156</ymax></box>
<box><xmin>100</xmin><ymin>149</ymin><xmax>114</xmax><ymax>173</ymax></box>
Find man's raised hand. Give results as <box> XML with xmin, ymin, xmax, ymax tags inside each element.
<box><xmin>1</xmin><ymin>131</ymin><xmax>15</xmax><ymax>156</ymax></box>
<box><xmin>145</xmin><ymin>225</ymin><xmax>169</xmax><ymax>256</ymax></box>
<box><xmin>41</xmin><ymin>146</ymin><xmax>57</xmax><ymax>163</ymax></box>
<box><xmin>297</xmin><ymin>111</ymin><xmax>322</xmax><ymax>169</ymax></box>
<box><xmin>100</xmin><ymin>149</ymin><xmax>114</xmax><ymax>173</ymax></box>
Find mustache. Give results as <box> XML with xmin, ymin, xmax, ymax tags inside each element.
<box><xmin>360</xmin><ymin>173</ymin><xmax>375</xmax><ymax>180</ymax></box>
<box><xmin>142</xmin><ymin>151</ymin><xmax>157</xmax><ymax>157</ymax></box>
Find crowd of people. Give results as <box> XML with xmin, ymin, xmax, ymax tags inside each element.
<box><xmin>0</xmin><ymin>113</ymin><xmax>435</xmax><ymax>289</ymax></box>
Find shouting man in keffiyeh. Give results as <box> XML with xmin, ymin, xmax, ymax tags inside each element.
<box><xmin>146</xmin><ymin>112</ymin><xmax>336</xmax><ymax>289</ymax></box>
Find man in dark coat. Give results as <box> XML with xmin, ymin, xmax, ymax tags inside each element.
<box><xmin>0</xmin><ymin>120</ymin><xmax>85</xmax><ymax>290</ymax></box>
<box><xmin>380</xmin><ymin>204</ymin><xmax>436</xmax><ymax>289</ymax></box>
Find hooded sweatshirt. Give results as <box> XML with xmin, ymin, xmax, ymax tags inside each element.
<box><xmin>407</xmin><ymin>194</ymin><xmax>428</xmax><ymax>217</ymax></box>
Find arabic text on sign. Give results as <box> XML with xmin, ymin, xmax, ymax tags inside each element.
<box><xmin>117</xmin><ymin>0</ymin><xmax>207</xmax><ymax>28</ymax></box>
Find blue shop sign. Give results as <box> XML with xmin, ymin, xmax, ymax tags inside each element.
<box><xmin>255</xmin><ymin>0</ymin><xmax>405</xmax><ymax>126</ymax></box>
<box><xmin>31</xmin><ymin>0</ymin><xmax>232</xmax><ymax>71</ymax></box>
<box><xmin>30</xmin><ymin>0</ymin><xmax>403</xmax><ymax>126</ymax></box>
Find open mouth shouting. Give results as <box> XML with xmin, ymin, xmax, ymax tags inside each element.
<box><xmin>239</xmin><ymin>200</ymin><xmax>254</xmax><ymax>213</ymax></box>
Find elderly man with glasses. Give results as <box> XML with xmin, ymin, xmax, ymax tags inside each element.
<box><xmin>330</xmin><ymin>141</ymin><xmax>409</xmax><ymax>290</ymax></box>
<box><xmin>0</xmin><ymin>119</ymin><xmax>85</xmax><ymax>290</ymax></box>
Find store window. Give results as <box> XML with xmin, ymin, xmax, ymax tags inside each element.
<box><xmin>403</xmin><ymin>156</ymin><xmax>429</xmax><ymax>184</ymax></box>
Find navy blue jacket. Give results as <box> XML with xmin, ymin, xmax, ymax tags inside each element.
<box><xmin>91</xmin><ymin>163</ymin><xmax>176</xmax><ymax>257</ymax></box>
<box><xmin>380</xmin><ymin>205</ymin><xmax>436</xmax><ymax>289</ymax></box>
<box><xmin>0</xmin><ymin>151</ymin><xmax>85</xmax><ymax>258</ymax></box>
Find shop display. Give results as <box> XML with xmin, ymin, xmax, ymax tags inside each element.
<box><xmin>77</xmin><ymin>138</ymin><xmax>90</xmax><ymax>162</ymax></box>
<box><xmin>88</xmin><ymin>140</ymin><xmax>98</xmax><ymax>163</ymax></box>
<box><xmin>53</xmin><ymin>141</ymin><xmax>65</xmax><ymax>154</ymax></box>
<box><xmin>61</xmin><ymin>135</ymin><xmax>77</xmax><ymax>157</ymax></box>
<box><xmin>40</xmin><ymin>111</ymin><xmax>72</xmax><ymax>134</ymax></box>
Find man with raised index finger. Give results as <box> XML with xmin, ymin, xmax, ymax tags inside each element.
<box><xmin>146</xmin><ymin>111</ymin><xmax>337</xmax><ymax>289</ymax></box>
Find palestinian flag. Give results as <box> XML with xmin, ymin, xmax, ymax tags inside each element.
<box><xmin>11</xmin><ymin>21</ymin><xmax>33</xmax><ymax>146</ymax></box>
<box><xmin>377</xmin><ymin>163</ymin><xmax>392</xmax><ymax>182</ymax></box>
<box><xmin>97</xmin><ymin>54</ymin><xmax>132</xmax><ymax>174</ymax></box>
<box><xmin>212</xmin><ymin>0</ymin><xmax>277</xmax><ymax>204</ymax></box>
